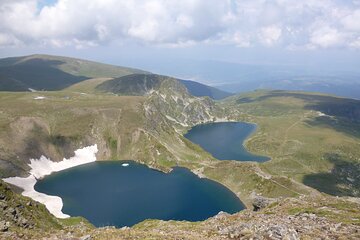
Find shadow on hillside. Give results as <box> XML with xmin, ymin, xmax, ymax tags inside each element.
<box><xmin>305</xmin><ymin>116</ymin><xmax>360</xmax><ymax>139</ymax></box>
<box><xmin>237</xmin><ymin>91</ymin><xmax>360</xmax><ymax>138</ymax></box>
<box><xmin>0</xmin><ymin>59</ymin><xmax>88</xmax><ymax>91</ymax></box>
<box><xmin>303</xmin><ymin>153</ymin><xmax>360</xmax><ymax>197</ymax></box>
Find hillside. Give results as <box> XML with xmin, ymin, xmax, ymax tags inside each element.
<box><xmin>96</xmin><ymin>73</ymin><xmax>232</xmax><ymax>100</ymax></box>
<box><xmin>179</xmin><ymin>79</ymin><xmax>233</xmax><ymax>100</ymax></box>
<box><xmin>0</xmin><ymin>55</ymin><xmax>146</xmax><ymax>91</ymax></box>
<box><xmin>96</xmin><ymin>74</ymin><xmax>164</xmax><ymax>96</ymax></box>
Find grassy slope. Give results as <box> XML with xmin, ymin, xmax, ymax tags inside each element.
<box><xmin>96</xmin><ymin>73</ymin><xmax>233</xmax><ymax>100</ymax></box>
<box><xmin>0</xmin><ymin>90</ymin><xmax>147</xmax><ymax>176</ymax></box>
<box><xmin>0</xmin><ymin>54</ymin><xmax>147</xmax><ymax>79</ymax></box>
<box><xmin>179</xmin><ymin>79</ymin><xmax>233</xmax><ymax>100</ymax></box>
<box><xmin>64</xmin><ymin>78</ymin><xmax>113</xmax><ymax>93</ymax></box>
<box><xmin>0</xmin><ymin>54</ymin><xmax>147</xmax><ymax>91</ymax></box>
<box><xmin>96</xmin><ymin>74</ymin><xmax>164</xmax><ymax>96</ymax></box>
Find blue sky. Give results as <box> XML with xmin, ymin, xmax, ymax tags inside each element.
<box><xmin>1</xmin><ymin>0</ymin><xmax>360</xmax><ymax>83</ymax></box>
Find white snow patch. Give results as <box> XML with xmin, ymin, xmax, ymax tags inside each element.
<box><xmin>160</xmin><ymin>93</ymin><xmax>167</xmax><ymax>100</ymax></box>
<box><xmin>122</xmin><ymin>163</ymin><xmax>129</xmax><ymax>167</ymax></box>
<box><xmin>214</xmin><ymin>117</ymin><xmax>229</xmax><ymax>122</ymax></box>
<box><xmin>33</xmin><ymin>96</ymin><xmax>46</xmax><ymax>100</ymax></box>
<box><xmin>3</xmin><ymin>145</ymin><xmax>98</xmax><ymax>219</ymax></box>
<box><xmin>147</xmin><ymin>89</ymin><xmax>155</xmax><ymax>95</ymax></box>
<box><xmin>171</xmin><ymin>95</ymin><xmax>178</xmax><ymax>102</ymax></box>
<box><xmin>165</xmin><ymin>115</ymin><xmax>188</xmax><ymax>127</ymax></box>
<box><xmin>156</xmin><ymin>149</ymin><xmax>161</xmax><ymax>156</ymax></box>
<box><xmin>317</xmin><ymin>111</ymin><xmax>327</xmax><ymax>117</ymax></box>
<box><xmin>28</xmin><ymin>88</ymin><xmax>36</xmax><ymax>92</ymax></box>
<box><xmin>3</xmin><ymin>175</ymin><xmax>69</xmax><ymax>218</ymax></box>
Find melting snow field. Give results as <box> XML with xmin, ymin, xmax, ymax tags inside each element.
<box><xmin>33</xmin><ymin>96</ymin><xmax>46</xmax><ymax>100</ymax></box>
<box><xmin>3</xmin><ymin>145</ymin><xmax>98</xmax><ymax>218</ymax></box>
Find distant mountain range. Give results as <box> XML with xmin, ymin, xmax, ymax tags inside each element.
<box><xmin>0</xmin><ymin>54</ymin><xmax>232</xmax><ymax>100</ymax></box>
<box><xmin>132</xmin><ymin>58</ymin><xmax>360</xmax><ymax>100</ymax></box>
<box><xmin>96</xmin><ymin>73</ymin><xmax>232</xmax><ymax>100</ymax></box>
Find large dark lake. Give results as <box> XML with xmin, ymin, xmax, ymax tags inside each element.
<box><xmin>35</xmin><ymin>161</ymin><xmax>244</xmax><ymax>227</ymax></box>
<box><xmin>184</xmin><ymin>122</ymin><xmax>269</xmax><ymax>162</ymax></box>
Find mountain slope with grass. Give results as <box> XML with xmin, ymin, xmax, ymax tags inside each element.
<box><xmin>179</xmin><ymin>79</ymin><xmax>233</xmax><ymax>100</ymax></box>
<box><xmin>96</xmin><ymin>73</ymin><xmax>232</xmax><ymax>100</ymax></box>
<box><xmin>0</xmin><ymin>54</ymin><xmax>147</xmax><ymax>91</ymax></box>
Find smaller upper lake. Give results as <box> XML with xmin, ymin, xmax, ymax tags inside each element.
<box><xmin>184</xmin><ymin>122</ymin><xmax>269</xmax><ymax>162</ymax></box>
<box><xmin>35</xmin><ymin>161</ymin><xmax>244</xmax><ymax>227</ymax></box>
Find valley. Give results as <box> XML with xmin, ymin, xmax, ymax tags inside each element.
<box><xmin>0</xmin><ymin>55</ymin><xmax>359</xmax><ymax>239</ymax></box>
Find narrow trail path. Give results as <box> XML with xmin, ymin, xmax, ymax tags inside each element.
<box><xmin>277</xmin><ymin>112</ymin><xmax>316</xmax><ymax>173</ymax></box>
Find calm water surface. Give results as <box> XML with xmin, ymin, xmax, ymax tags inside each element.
<box><xmin>184</xmin><ymin>122</ymin><xmax>269</xmax><ymax>162</ymax></box>
<box><xmin>35</xmin><ymin>161</ymin><xmax>244</xmax><ymax>227</ymax></box>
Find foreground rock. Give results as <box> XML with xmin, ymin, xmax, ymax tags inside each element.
<box><xmin>252</xmin><ymin>195</ymin><xmax>275</xmax><ymax>211</ymax></box>
<box><xmin>2</xmin><ymin>177</ymin><xmax>359</xmax><ymax>240</ymax></box>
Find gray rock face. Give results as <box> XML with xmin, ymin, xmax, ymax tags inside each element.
<box><xmin>79</xmin><ymin>235</ymin><xmax>92</xmax><ymax>240</ymax></box>
<box><xmin>144</xmin><ymin>78</ymin><xmax>223</xmax><ymax>129</ymax></box>
<box><xmin>0</xmin><ymin>221</ymin><xmax>10</xmax><ymax>232</ymax></box>
<box><xmin>0</xmin><ymin>200</ymin><xmax>8</xmax><ymax>210</ymax></box>
<box><xmin>1</xmin><ymin>199</ymin><xmax>34</xmax><ymax>229</ymax></box>
<box><xmin>252</xmin><ymin>196</ymin><xmax>274</xmax><ymax>211</ymax></box>
<box><xmin>0</xmin><ymin>193</ymin><xmax>5</xmax><ymax>200</ymax></box>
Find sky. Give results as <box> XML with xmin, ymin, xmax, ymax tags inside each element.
<box><xmin>1</xmin><ymin>0</ymin><xmax>360</xmax><ymax>83</ymax></box>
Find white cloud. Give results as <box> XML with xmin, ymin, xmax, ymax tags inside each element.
<box><xmin>0</xmin><ymin>33</ymin><xmax>20</xmax><ymax>46</ymax></box>
<box><xmin>259</xmin><ymin>25</ymin><xmax>282</xmax><ymax>46</ymax></box>
<box><xmin>0</xmin><ymin>0</ymin><xmax>360</xmax><ymax>49</ymax></box>
<box><xmin>310</xmin><ymin>26</ymin><xmax>346</xmax><ymax>48</ymax></box>
<box><xmin>350</xmin><ymin>37</ymin><xmax>360</xmax><ymax>48</ymax></box>
<box><xmin>341</xmin><ymin>9</ymin><xmax>360</xmax><ymax>31</ymax></box>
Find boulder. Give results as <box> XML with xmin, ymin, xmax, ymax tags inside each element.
<box><xmin>252</xmin><ymin>196</ymin><xmax>273</xmax><ymax>211</ymax></box>
<box><xmin>0</xmin><ymin>221</ymin><xmax>10</xmax><ymax>232</ymax></box>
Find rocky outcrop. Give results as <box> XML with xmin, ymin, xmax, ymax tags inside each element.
<box><xmin>0</xmin><ymin>180</ymin><xmax>61</xmax><ymax>234</ymax></box>
<box><xmin>144</xmin><ymin>77</ymin><xmax>224</xmax><ymax>129</ymax></box>
<box><xmin>252</xmin><ymin>195</ymin><xmax>275</xmax><ymax>211</ymax></box>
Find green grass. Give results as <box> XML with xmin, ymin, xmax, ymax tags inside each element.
<box><xmin>221</xmin><ymin>90</ymin><xmax>360</xmax><ymax>199</ymax></box>
<box><xmin>0</xmin><ymin>54</ymin><xmax>147</xmax><ymax>91</ymax></box>
<box><xmin>58</xmin><ymin>217</ymin><xmax>93</xmax><ymax>227</ymax></box>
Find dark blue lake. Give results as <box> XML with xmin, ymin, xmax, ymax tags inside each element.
<box><xmin>184</xmin><ymin>122</ymin><xmax>269</xmax><ymax>162</ymax></box>
<box><xmin>35</xmin><ymin>161</ymin><xmax>244</xmax><ymax>227</ymax></box>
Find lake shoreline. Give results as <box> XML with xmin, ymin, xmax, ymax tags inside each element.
<box><xmin>35</xmin><ymin>161</ymin><xmax>245</xmax><ymax>227</ymax></box>
<box><xmin>184</xmin><ymin>121</ymin><xmax>270</xmax><ymax>162</ymax></box>
<box><xmin>3</xmin><ymin>145</ymin><xmax>98</xmax><ymax>219</ymax></box>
